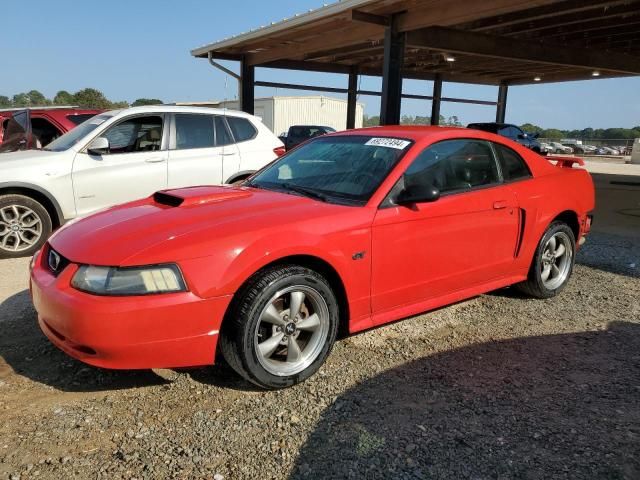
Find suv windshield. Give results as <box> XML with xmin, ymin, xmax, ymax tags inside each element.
<box><xmin>44</xmin><ymin>112</ymin><xmax>117</xmax><ymax>152</ymax></box>
<box><xmin>249</xmin><ymin>135</ymin><xmax>412</xmax><ymax>205</ymax></box>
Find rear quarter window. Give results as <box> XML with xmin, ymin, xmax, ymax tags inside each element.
<box><xmin>494</xmin><ymin>143</ymin><xmax>532</xmax><ymax>181</ymax></box>
<box><xmin>226</xmin><ymin>116</ymin><xmax>257</xmax><ymax>142</ymax></box>
<box><xmin>67</xmin><ymin>114</ymin><xmax>97</xmax><ymax>126</ymax></box>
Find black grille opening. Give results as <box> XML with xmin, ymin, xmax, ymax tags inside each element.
<box><xmin>47</xmin><ymin>247</ymin><xmax>70</xmax><ymax>276</ymax></box>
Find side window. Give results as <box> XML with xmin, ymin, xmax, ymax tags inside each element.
<box><xmin>497</xmin><ymin>125</ymin><xmax>512</xmax><ymax>137</ymax></box>
<box><xmin>174</xmin><ymin>114</ymin><xmax>214</xmax><ymax>150</ymax></box>
<box><xmin>101</xmin><ymin>115</ymin><xmax>163</xmax><ymax>154</ymax></box>
<box><xmin>494</xmin><ymin>143</ymin><xmax>532</xmax><ymax>181</ymax></box>
<box><xmin>31</xmin><ymin>117</ymin><xmax>63</xmax><ymax>147</ymax></box>
<box><xmin>214</xmin><ymin>116</ymin><xmax>233</xmax><ymax>146</ymax></box>
<box><xmin>405</xmin><ymin>139</ymin><xmax>500</xmax><ymax>194</ymax></box>
<box><xmin>67</xmin><ymin>114</ymin><xmax>97</xmax><ymax>126</ymax></box>
<box><xmin>226</xmin><ymin>116</ymin><xmax>257</xmax><ymax>142</ymax></box>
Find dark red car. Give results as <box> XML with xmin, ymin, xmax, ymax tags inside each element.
<box><xmin>30</xmin><ymin>126</ymin><xmax>595</xmax><ymax>389</ymax></box>
<box><xmin>0</xmin><ymin>107</ymin><xmax>102</xmax><ymax>152</ymax></box>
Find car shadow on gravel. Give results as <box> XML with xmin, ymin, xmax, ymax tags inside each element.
<box><xmin>290</xmin><ymin>321</ymin><xmax>640</xmax><ymax>479</ymax></box>
<box><xmin>0</xmin><ymin>290</ymin><xmax>166</xmax><ymax>392</ymax></box>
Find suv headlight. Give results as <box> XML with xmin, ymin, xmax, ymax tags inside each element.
<box><xmin>71</xmin><ymin>264</ymin><xmax>186</xmax><ymax>296</ymax></box>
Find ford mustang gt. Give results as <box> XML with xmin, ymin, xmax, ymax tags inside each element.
<box><xmin>30</xmin><ymin>126</ymin><xmax>595</xmax><ymax>389</ymax></box>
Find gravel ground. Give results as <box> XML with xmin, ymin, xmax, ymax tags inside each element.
<box><xmin>0</xmin><ymin>231</ymin><xmax>638</xmax><ymax>480</ymax></box>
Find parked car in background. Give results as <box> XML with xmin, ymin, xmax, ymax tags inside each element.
<box><xmin>283</xmin><ymin>125</ymin><xmax>336</xmax><ymax>151</ymax></box>
<box><xmin>30</xmin><ymin>126</ymin><xmax>595</xmax><ymax>389</ymax></box>
<box><xmin>0</xmin><ymin>107</ymin><xmax>101</xmax><ymax>152</ymax></box>
<box><xmin>0</xmin><ymin>105</ymin><xmax>284</xmax><ymax>258</ymax></box>
<box><xmin>466</xmin><ymin>122</ymin><xmax>543</xmax><ymax>153</ymax></box>
<box><xmin>539</xmin><ymin>142</ymin><xmax>553</xmax><ymax>154</ymax></box>
<box><xmin>595</xmin><ymin>146</ymin><xmax>620</xmax><ymax>155</ymax></box>
<box><xmin>548</xmin><ymin>142</ymin><xmax>574</xmax><ymax>154</ymax></box>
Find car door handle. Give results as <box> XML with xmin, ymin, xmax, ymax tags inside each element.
<box><xmin>145</xmin><ymin>157</ymin><xmax>166</xmax><ymax>163</ymax></box>
<box><xmin>221</xmin><ymin>152</ymin><xmax>237</xmax><ymax>156</ymax></box>
<box><xmin>493</xmin><ymin>200</ymin><xmax>509</xmax><ymax>209</ymax></box>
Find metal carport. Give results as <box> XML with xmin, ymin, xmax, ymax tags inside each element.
<box><xmin>191</xmin><ymin>0</ymin><xmax>640</xmax><ymax>127</ymax></box>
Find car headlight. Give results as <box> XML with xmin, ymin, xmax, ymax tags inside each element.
<box><xmin>71</xmin><ymin>264</ymin><xmax>187</xmax><ymax>296</ymax></box>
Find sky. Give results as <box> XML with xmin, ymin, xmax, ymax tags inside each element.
<box><xmin>4</xmin><ymin>0</ymin><xmax>639</xmax><ymax>130</ymax></box>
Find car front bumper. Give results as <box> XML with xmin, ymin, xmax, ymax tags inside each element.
<box><xmin>30</xmin><ymin>252</ymin><xmax>232</xmax><ymax>370</ymax></box>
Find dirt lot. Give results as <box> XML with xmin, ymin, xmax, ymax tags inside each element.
<box><xmin>0</xmin><ymin>174</ymin><xmax>639</xmax><ymax>480</ymax></box>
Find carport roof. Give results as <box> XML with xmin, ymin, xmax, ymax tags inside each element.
<box><xmin>191</xmin><ymin>0</ymin><xmax>640</xmax><ymax>85</ymax></box>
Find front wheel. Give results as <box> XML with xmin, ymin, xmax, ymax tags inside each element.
<box><xmin>516</xmin><ymin>221</ymin><xmax>575</xmax><ymax>298</ymax></box>
<box><xmin>0</xmin><ymin>195</ymin><xmax>52</xmax><ymax>259</ymax></box>
<box><xmin>219</xmin><ymin>265</ymin><xmax>339</xmax><ymax>389</ymax></box>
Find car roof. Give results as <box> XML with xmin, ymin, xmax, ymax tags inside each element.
<box><xmin>117</xmin><ymin>105</ymin><xmax>258</xmax><ymax>119</ymax></box>
<box><xmin>335</xmin><ymin>125</ymin><xmax>470</xmax><ymax>141</ymax></box>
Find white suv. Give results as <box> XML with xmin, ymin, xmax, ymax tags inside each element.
<box><xmin>0</xmin><ymin>105</ymin><xmax>284</xmax><ymax>258</ymax></box>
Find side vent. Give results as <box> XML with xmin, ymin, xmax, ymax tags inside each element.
<box><xmin>514</xmin><ymin>208</ymin><xmax>526</xmax><ymax>257</ymax></box>
<box><xmin>153</xmin><ymin>192</ymin><xmax>184</xmax><ymax>207</ymax></box>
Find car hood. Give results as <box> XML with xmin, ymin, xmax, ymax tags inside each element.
<box><xmin>49</xmin><ymin>185</ymin><xmax>368</xmax><ymax>266</ymax></box>
<box><xmin>0</xmin><ymin>149</ymin><xmax>66</xmax><ymax>166</ymax></box>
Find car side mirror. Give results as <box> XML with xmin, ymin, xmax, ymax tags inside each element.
<box><xmin>87</xmin><ymin>137</ymin><xmax>109</xmax><ymax>155</ymax></box>
<box><xmin>396</xmin><ymin>182</ymin><xmax>440</xmax><ymax>205</ymax></box>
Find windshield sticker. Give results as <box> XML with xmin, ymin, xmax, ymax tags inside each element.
<box><xmin>365</xmin><ymin>138</ymin><xmax>411</xmax><ymax>150</ymax></box>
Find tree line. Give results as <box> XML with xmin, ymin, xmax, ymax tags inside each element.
<box><xmin>364</xmin><ymin>114</ymin><xmax>463</xmax><ymax>127</ymax></box>
<box><xmin>364</xmin><ymin>115</ymin><xmax>640</xmax><ymax>140</ymax></box>
<box><xmin>0</xmin><ymin>89</ymin><xmax>163</xmax><ymax>110</ymax></box>
<box><xmin>519</xmin><ymin>123</ymin><xmax>640</xmax><ymax>141</ymax></box>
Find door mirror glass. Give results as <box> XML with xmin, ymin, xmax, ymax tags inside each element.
<box><xmin>396</xmin><ymin>181</ymin><xmax>440</xmax><ymax>205</ymax></box>
<box><xmin>87</xmin><ymin>137</ymin><xmax>109</xmax><ymax>155</ymax></box>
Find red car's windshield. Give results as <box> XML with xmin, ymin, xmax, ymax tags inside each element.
<box><xmin>249</xmin><ymin>135</ymin><xmax>413</xmax><ymax>205</ymax></box>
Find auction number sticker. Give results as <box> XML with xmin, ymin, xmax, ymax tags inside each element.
<box><xmin>365</xmin><ymin>137</ymin><xmax>411</xmax><ymax>149</ymax></box>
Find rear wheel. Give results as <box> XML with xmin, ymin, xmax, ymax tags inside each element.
<box><xmin>517</xmin><ymin>221</ymin><xmax>575</xmax><ymax>298</ymax></box>
<box><xmin>0</xmin><ymin>195</ymin><xmax>52</xmax><ymax>259</ymax></box>
<box><xmin>219</xmin><ymin>265</ymin><xmax>338</xmax><ymax>389</ymax></box>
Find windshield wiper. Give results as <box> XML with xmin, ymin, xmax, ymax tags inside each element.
<box><xmin>281</xmin><ymin>183</ymin><xmax>329</xmax><ymax>202</ymax></box>
<box><xmin>247</xmin><ymin>180</ymin><xmax>330</xmax><ymax>203</ymax></box>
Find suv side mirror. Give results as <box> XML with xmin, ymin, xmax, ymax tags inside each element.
<box><xmin>87</xmin><ymin>137</ymin><xmax>109</xmax><ymax>155</ymax></box>
<box><xmin>396</xmin><ymin>182</ymin><xmax>440</xmax><ymax>205</ymax></box>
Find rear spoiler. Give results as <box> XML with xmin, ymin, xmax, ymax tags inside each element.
<box><xmin>549</xmin><ymin>156</ymin><xmax>585</xmax><ymax>168</ymax></box>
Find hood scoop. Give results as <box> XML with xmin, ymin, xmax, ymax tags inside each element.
<box><xmin>153</xmin><ymin>186</ymin><xmax>252</xmax><ymax>207</ymax></box>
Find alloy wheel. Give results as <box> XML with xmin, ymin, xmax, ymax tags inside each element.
<box><xmin>0</xmin><ymin>205</ymin><xmax>43</xmax><ymax>252</ymax></box>
<box><xmin>540</xmin><ymin>231</ymin><xmax>573</xmax><ymax>290</ymax></box>
<box><xmin>254</xmin><ymin>285</ymin><xmax>330</xmax><ymax>377</ymax></box>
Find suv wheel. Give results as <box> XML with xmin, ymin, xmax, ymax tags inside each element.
<box><xmin>219</xmin><ymin>265</ymin><xmax>339</xmax><ymax>389</ymax></box>
<box><xmin>0</xmin><ymin>195</ymin><xmax>52</xmax><ymax>259</ymax></box>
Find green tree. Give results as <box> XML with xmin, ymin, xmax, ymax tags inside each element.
<box><xmin>131</xmin><ymin>98</ymin><xmax>163</xmax><ymax>107</ymax></box>
<box><xmin>0</xmin><ymin>95</ymin><xmax>11</xmax><ymax>107</ymax></box>
<box><xmin>53</xmin><ymin>90</ymin><xmax>75</xmax><ymax>105</ymax></box>
<box><xmin>72</xmin><ymin>88</ymin><xmax>113</xmax><ymax>109</ymax></box>
<box><xmin>542</xmin><ymin>128</ymin><xmax>565</xmax><ymax>139</ymax></box>
<box><xmin>27</xmin><ymin>90</ymin><xmax>49</xmax><ymax>106</ymax></box>
<box><xmin>520</xmin><ymin>123</ymin><xmax>543</xmax><ymax>134</ymax></box>
<box><xmin>363</xmin><ymin>115</ymin><xmax>380</xmax><ymax>127</ymax></box>
<box><xmin>11</xmin><ymin>93</ymin><xmax>30</xmax><ymax>107</ymax></box>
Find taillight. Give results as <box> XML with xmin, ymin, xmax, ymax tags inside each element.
<box><xmin>273</xmin><ymin>146</ymin><xmax>286</xmax><ymax>157</ymax></box>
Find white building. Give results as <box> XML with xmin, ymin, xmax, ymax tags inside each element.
<box><xmin>217</xmin><ymin>96</ymin><xmax>364</xmax><ymax>135</ymax></box>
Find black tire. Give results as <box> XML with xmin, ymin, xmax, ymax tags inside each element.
<box><xmin>516</xmin><ymin>221</ymin><xmax>576</xmax><ymax>299</ymax></box>
<box><xmin>219</xmin><ymin>265</ymin><xmax>339</xmax><ymax>389</ymax></box>
<box><xmin>0</xmin><ymin>194</ymin><xmax>52</xmax><ymax>259</ymax></box>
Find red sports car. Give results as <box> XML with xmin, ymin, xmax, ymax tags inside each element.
<box><xmin>30</xmin><ymin>126</ymin><xmax>595</xmax><ymax>389</ymax></box>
